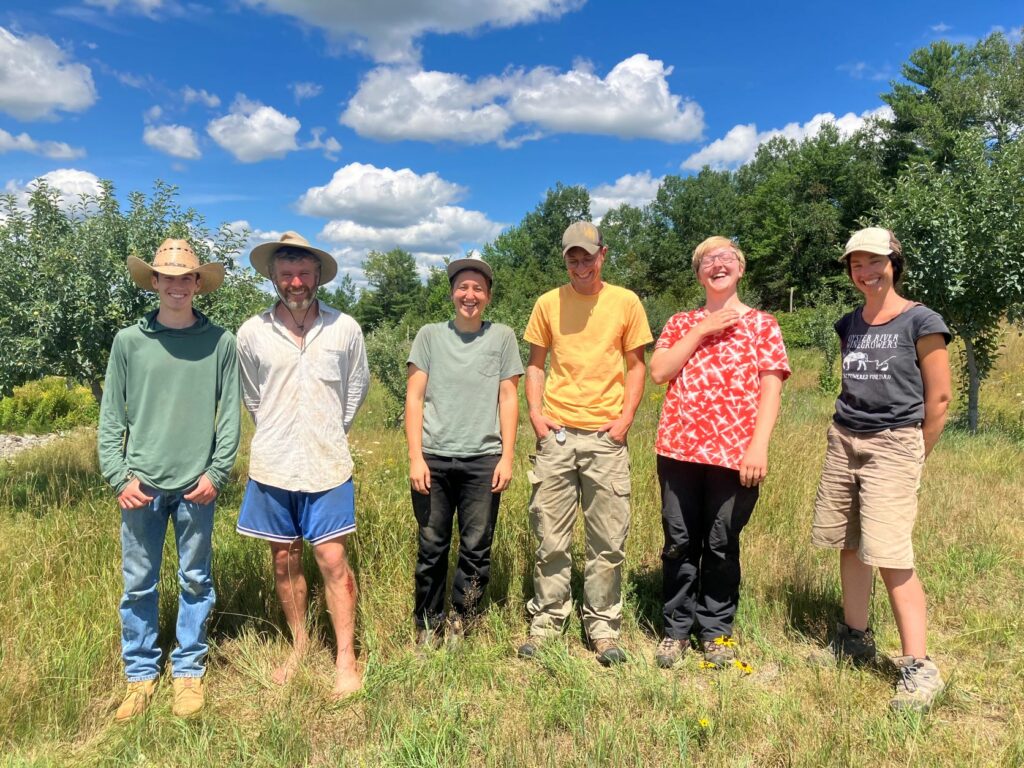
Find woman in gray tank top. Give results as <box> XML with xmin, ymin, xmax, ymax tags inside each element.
<box><xmin>810</xmin><ymin>227</ymin><xmax>952</xmax><ymax>713</ymax></box>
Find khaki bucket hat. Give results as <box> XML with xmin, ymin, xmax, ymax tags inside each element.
<box><xmin>249</xmin><ymin>231</ymin><xmax>338</xmax><ymax>283</ymax></box>
<box><xmin>126</xmin><ymin>238</ymin><xmax>225</xmax><ymax>294</ymax></box>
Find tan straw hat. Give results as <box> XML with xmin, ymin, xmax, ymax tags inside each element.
<box><xmin>249</xmin><ymin>231</ymin><xmax>338</xmax><ymax>283</ymax></box>
<box><xmin>126</xmin><ymin>238</ymin><xmax>225</xmax><ymax>294</ymax></box>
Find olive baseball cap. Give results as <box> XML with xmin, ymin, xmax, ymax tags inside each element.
<box><xmin>562</xmin><ymin>221</ymin><xmax>603</xmax><ymax>257</ymax></box>
<box><xmin>447</xmin><ymin>255</ymin><xmax>493</xmax><ymax>288</ymax></box>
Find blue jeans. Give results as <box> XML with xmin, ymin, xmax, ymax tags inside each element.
<box><xmin>120</xmin><ymin>485</ymin><xmax>215</xmax><ymax>681</ymax></box>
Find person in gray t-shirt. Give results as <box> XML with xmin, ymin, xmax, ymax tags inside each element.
<box><xmin>405</xmin><ymin>256</ymin><xmax>523</xmax><ymax>646</ymax></box>
<box><xmin>811</xmin><ymin>227</ymin><xmax>952</xmax><ymax>714</ymax></box>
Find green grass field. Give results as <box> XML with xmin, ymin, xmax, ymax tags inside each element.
<box><xmin>1</xmin><ymin>344</ymin><xmax>1022</xmax><ymax>767</ymax></box>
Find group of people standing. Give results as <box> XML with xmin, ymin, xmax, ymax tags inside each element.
<box><xmin>98</xmin><ymin>220</ymin><xmax>951</xmax><ymax>724</ymax></box>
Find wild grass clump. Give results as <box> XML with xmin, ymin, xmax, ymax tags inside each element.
<box><xmin>0</xmin><ymin>377</ymin><xmax>99</xmax><ymax>433</ymax></box>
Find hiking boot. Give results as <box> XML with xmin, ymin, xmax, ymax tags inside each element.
<box><xmin>702</xmin><ymin>635</ymin><xmax>738</xmax><ymax>667</ymax></box>
<box><xmin>655</xmin><ymin>637</ymin><xmax>687</xmax><ymax>669</ymax></box>
<box><xmin>114</xmin><ymin>679</ymin><xmax>157</xmax><ymax>723</ymax></box>
<box><xmin>445</xmin><ymin>613</ymin><xmax>466</xmax><ymax>648</ymax></box>
<box><xmin>517</xmin><ymin>636</ymin><xmax>547</xmax><ymax>659</ymax></box>
<box><xmin>415</xmin><ymin>626</ymin><xmax>442</xmax><ymax>650</ymax></box>
<box><xmin>172</xmin><ymin>677</ymin><xmax>204</xmax><ymax>718</ymax></box>
<box><xmin>890</xmin><ymin>656</ymin><xmax>944</xmax><ymax>713</ymax></box>
<box><xmin>807</xmin><ymin>622</ymin><xmax>877</xmax><ymax>668</ymax></box>
<box><xmin>593</xmin><ymin>638</ymin><xmax>627</xmax><ymax>666</ymax></box>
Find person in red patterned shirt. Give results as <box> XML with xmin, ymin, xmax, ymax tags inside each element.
<box><xmin>648</xmin><ymin>236</ymin><xmax>791</xmax><ymax>669</ymax></box>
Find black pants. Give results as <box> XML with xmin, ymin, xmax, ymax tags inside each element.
<box><xmin>412</xmin><ymin>453</ymin><xmax>501</xmax><ymax>629</ymax></box>
<box><xmin>658</xmin><ymin>455</ymin><xmax>759</xmax><ymax>641</ymax></box>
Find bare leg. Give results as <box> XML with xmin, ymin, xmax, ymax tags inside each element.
<box><xmin>313</xmin><ymin>536</ymin><xmax>361</xmax><ymax>697</ymax></box>
<box><xmin>839</xmin><ymin>549</ymin><xmax>874</xmax><ymax>631</ymax></box>
<box><xmin>270</xmin><ymin>540</ymin><xmax>308</xmax><ymax>684</ymax></box>
<box><xmin>880</xmin><ymin>567</ymin><xmax>927</xmax><ymax>658</ymax></box>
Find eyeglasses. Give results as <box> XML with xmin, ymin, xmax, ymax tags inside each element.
<box><xmin>699</xmin><ymin>253</ymin><xmax>738</xmax><ymax>269</ymax></box>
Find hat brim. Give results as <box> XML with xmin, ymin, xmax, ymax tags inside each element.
<box><xmin>839</xmin><ymin>244</ymin><xmax>893</xmax><ymax>261</ymax></box>
<box><xmin>446</xmin><ymin>258</ymin><xmax>493</xmax><ymax>286</ymax></box>
<box><xmin>562</xmin><ymin>240</ymin><xmax>601</xmax><ymax>257</ymax></box>
<box><xmin>250</xmin><ymin>240</ymin><xmax>338</xmax><ymax>283</ymax></box>
<box><xmin>126</xmin><ymin>255</ymin><xmax>225</xmax><ymax>294</ymax></box>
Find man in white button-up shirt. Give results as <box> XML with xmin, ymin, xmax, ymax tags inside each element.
<box><xmin>236</xmin><ymin>231</ymin><xmax>370</xmax><ymax>698</ymax></box>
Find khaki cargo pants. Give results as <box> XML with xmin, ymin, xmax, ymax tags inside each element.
<box><xmin>526</xmin><ymin>428</ymin><xmax>631</xmax><ymax>641</ymax></box>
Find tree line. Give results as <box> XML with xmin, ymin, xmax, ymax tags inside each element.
<box><xmin>1</xmin><ymin>33</ymin><xmax>1021</xmax><ymax>432</ymax></box>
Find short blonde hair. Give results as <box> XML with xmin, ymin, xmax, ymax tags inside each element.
<box><xmin>692</xmin><ymin>236</ymin><xmax>745</xmax><ymax>273</ymax></box>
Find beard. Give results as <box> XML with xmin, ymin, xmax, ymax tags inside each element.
<box><xmin>281</xmin><ymin>289</ymin><xmax>313</xmax><ymax>311</ymax></box>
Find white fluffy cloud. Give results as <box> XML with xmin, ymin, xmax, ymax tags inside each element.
<box><xmin>0</xmin><ymin>27</ymin><xmax>97</xmax><ymax>120</ymax></box>
<box><xmin>296</xmin><ymin>163</ymin><xmax>504</xmax><ymax>273</ymax></box>
<box><xmin>296</xmin><ymin>162</ymin><xmax>464</xmax><ymax>226</ymax></box>
<box><xmin>290</xmin><ymin>81</ymin><xmax>323</xmax><ymax>102</ymax></box>
<box><xmin>207</xmin><ymin>96</ymin><xmax>301</xmax><ymax>162</ymax></box>
<box><xmin>590</xmin><ymin>171</ymin><xmax>663</xmax><ymax>220</ymax></box>
<box><xmin>0</xmin><ymin>128</ymin><xmax>84</xmax><ymax>159</ymax></box>
<box><xmin>342</xmin><ymin>53</ymin><xmax>703</xmax><ymax>145</ymax></box>
<box><xmin>681</xmin><ymin>106</ymin><xmax>894</xmax><ymax>171</ymax></box>
<box><xmin>3</xmin><ymin>169</ymin><xmax>103</xmax><ymax>214</ymax></box>
<box><xmin>143</xmin><ymin>124</ymin><xmax>201</xmax><ymax>159</ymax></box>
<box><xmin>242</xmin><ymin>0</ymin><xmax>581</xmax><ymax>63</ymax></box>
<box><xmin>319</xmin><ymin>206</ymin><xmax>503</xmax><ymax>257</ymax></box>
<box><xmin>84</xmin><ymin>0</ymin><xmax>166</xmax><ymax>13</ymax></box>
<box><xmin>182</xmin><ymin>86</ymin><xmax>220</xmax><ymax>108</ymax></box>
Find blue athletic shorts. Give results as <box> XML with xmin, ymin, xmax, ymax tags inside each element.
<box><xmin>237</xmin><ymin>478</ymin><xmax>356</xmax><ymax>545</ymax></box>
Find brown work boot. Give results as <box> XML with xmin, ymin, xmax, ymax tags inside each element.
<box><xmin>593</xmin><ymin>638</ymin><xmax>627</xmax><ymax>666</ymax></box>
<box><xmin>702</xmin><ymin>635</ymin><xmax>738</xmax><ymax>667</ymax></box>
<box><xmin>655</xmin><ymin>637</ymin><xmax>687</xmax><ymax>669</ymax></box>
<box><xmin>114</xmin><ymin>679</ymin><xmax>157</xmax><ymax>723</ymax></box>
<box><xmin>172</xmin><ymin>677</ymin><xmax>205</xmax><ymax>718</ymax></box>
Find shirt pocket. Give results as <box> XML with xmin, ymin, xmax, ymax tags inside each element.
<box><xmin>480</xmin><ymin>351</ymin><xmax>501</xmax><ymax>377</ymax></box>
<box><xmin>312</xmin><ymin>349</ymin><xmax>347</xmax><ymax>383</ymax></box>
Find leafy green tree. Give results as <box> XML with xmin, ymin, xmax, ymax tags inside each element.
<box><xmin>353</xmin><ymin>248</ymin><xmax>423</xmax><ymax>331</ymax></box>
<box><xmin>878</xmin><ymin>131</ymin><xmax>1024</xmax><ymax>431</ymax></box>
<box><xmin>0</xmin><ymin>180</ymin><xmax>265</xmax><ymax>401</ymax></box>
<box><xmin>318</xmin><ymin>272</ymin><xmax>359</xmax><ymax>314</ymax></box>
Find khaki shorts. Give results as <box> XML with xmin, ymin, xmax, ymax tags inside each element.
<box><xmin>811</xmin><ymin>423</ymin><xmax>924</xmax><ymax>569</ymax></box>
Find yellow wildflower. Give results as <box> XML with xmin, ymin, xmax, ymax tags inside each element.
<box><xmin>698</xmin><ymin>718</ymin><xmax>710</xmax><ymax>729</ymax></box>
<box><xmin>699</xmin><ymin>660</ymin><xmax>718</xmax><ymax>670</ymax></box>
<box><xmin>732</xmin><ymin>660</ymin><xmax>753</xmax><ymax>674</ymax></box>
<box><xmin>712</xmin><ymin>636</ymin><xmax>737</xmax><ymax>647</ymax></box>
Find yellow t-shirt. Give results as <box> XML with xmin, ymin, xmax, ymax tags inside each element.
<box><xmin>524</xmin><ymin>283</ymin><xmax>653</xmax><ymax>429</ymax></box>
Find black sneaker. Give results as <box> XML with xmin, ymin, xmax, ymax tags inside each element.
<box><xmin>594</xmin><ymin>638</ymin><xmax>627</xmax><ymax>666</ymax></box>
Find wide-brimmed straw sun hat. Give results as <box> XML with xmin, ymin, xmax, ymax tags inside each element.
<box><xmin>126</xmin><ymin>238</ymin><xmax>224</xmax><ymax>294</ymax></box>
<box><xmin>249</xmin><ymin>231</ymin><xmax>338</xmax><ymax>283</ymax></box>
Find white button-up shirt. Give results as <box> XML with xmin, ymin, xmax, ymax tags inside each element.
<box><xmin>237</xmin><ymin>301</ymin><xmax>369</xmax><ymax>492</ymax></box>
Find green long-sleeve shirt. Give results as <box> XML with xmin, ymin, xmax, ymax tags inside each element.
<box><xmin>98</xmin><ymin>309</ymin><xmax>241</xmax><ymax>494</ymax></box>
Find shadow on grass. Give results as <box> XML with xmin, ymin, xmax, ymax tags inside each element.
<box><xmin>625</xmin><ymin>563</ymin><xmax>663</xmax><ymax>638</ymax></box>
<box><xmin>764</xmin><ymin>574</ymin><xmax>841</xmax><ymax>647</ymax></box>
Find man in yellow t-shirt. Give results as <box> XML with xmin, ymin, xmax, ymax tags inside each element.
<box><xmin>518</xmin><ymin>221</ymin><xmax>652</xmax><ymax>665</ymax></box>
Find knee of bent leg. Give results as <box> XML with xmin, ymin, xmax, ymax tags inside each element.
<box><xmin>314</xmin><ymin>542</ymin><xmax>351</xmax><ymax>581</ymax></box>
<box><xmin>271</xmin><ymin>542</ymin><xmax>303</xmax><ymax>577</ymax></box>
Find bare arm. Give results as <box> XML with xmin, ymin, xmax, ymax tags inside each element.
<box><xmin>918</xmin><ymin>333</ymin><xmax>952</xmax><ymax>457</ymax></box>
<box><xmin>526</xmin><ymin>343</ymin><xmax>559</xmax><ymax>439</ymax></box>
<box><xmin>599</xmin><ymin>346</ymin><xmax>646</xmax><ymax>443</ymax></box>
<box><xmin>649</xmin><ymin>309</ymin><xmax>740</xmax><ymax>384</ymax></box>
<box><xmin>738</xmin><ymin>371</ymin><xmax>785</xmax><ymax>488</ymax></box>
<box><xmin>492</xmin><ymin>376</ymin><xmax>520</xmax><ymax>491</ymax></box>
<box><xmin>405</xmin><ymin>365</ymin><xmax>430</xmax><ymax>494</ymax></box>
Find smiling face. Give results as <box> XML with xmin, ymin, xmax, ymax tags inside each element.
<box><xmin>151</xmin><ymin>272</ymin><xmax>199</xmax><ymax>311</ymax></box>
<box><xmin>450</xmin><ymin>269</ymin><xmax>491</xmax><ymax>323</ymax></box>
<box><xmin>271</xmin><ymin>254</ymin><xmax>320</xmax><ymax>311</ymax></box>
<box><xmin>697</xmin><ymin>245</ymin><xmax>744</xmax><ymax>296</ymax></box>
<box><xmin>564</xmin><ymin>245</ymin><xmax>605</xmax><ymax>295</ymax></box>
<box><xmin>847</xmin><ymin>250</ymin><xmax>895</xmax><ymax>299</ymax></box>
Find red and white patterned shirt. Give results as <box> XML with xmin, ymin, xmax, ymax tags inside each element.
<box><xmin>655</xmin><ymin>308</ymin><xmax>791</xmax><ymax>470</ymax></box>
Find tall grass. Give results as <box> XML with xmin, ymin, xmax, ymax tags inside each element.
<box><xmin>1</xmin><ymin>347</ymin><xmax>1022</xmax><ymax>766</ymax></box>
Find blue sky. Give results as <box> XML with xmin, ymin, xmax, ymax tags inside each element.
<box><xmin>1</xmin><ymin>0</ymin><xmax>1020</xmax><ymax>286</ymax></box>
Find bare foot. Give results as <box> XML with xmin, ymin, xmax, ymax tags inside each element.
<box><xmin>331</xmin><ymin>666</ymin><xmax>362</xmax><ymax>699</ymax></box>
<box><xmin>270</xmin><ymin>649</ymin><xmax>304</xmax><ymax>686</ymax></box>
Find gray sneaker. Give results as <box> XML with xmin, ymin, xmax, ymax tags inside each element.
<box><xmin>809</xmin><ymin>622</ymin><xmax>877</xmax><ymax>667</ymax></box>
<box><xmin>702</xmin><ymin>635</ymin><xmax>738</xmax><ymax>667</ymax></box>
<box><xmin>655</xmin><ymin>637</ymin><xmax>687</xmax><ymax>669</ymax></box>
<box><xmin>890</xmin><ymin>656</ymin><xmax>944</xmax><ymax>713</ymax></box>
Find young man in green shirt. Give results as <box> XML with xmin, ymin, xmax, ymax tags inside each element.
<box><xmin>98</xmin><ymin>239</ymin><xmax>240</xmax><ymax>721</ymax></box>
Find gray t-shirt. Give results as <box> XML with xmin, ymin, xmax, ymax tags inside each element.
<box><xmin>408</xmin><ymin>321</ymin><xmax>524</xmax><ymax>458</ymax></box>
<box><xmin>833</xmin><ymin>304</ymin><xmax>951</xmax><ymax>432</ymax></box>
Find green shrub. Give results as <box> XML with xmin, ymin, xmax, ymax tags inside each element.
<box><xmin>365</xmin><ymin>322</ymin><xmax>412</xmax><ymax>428</ymax></box>
<box><xmin>775</xmin><ymin>309</ymin><xmax>817</xmax><ymax>348</ymax></box>
<box><xmin>0</xmin><ymin>377</ymin><xmax>99</xmax><ymax>433</ymax></box>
